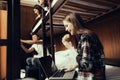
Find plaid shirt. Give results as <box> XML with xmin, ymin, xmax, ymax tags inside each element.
<box><xmin>76</xmin><ymin>33</ymin><xmax>105</xmax><ymax>73</ymax></box>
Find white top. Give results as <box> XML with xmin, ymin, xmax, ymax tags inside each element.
<box><xmin>55</xmin><ymin>47</ymin><xmax>78</xmax><ymax>69</ymax></box>
<box><xmin>31</xmin><ymin>44</ymin><xmax>49</xmax><ymax>58</ymax></box>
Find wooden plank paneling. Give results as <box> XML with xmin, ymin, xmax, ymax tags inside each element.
<box><xmin>0</xmin><ymin>10</ymin><xmax>7</xmax><ymax>80</ymax></box>
<box><xmin>21</xmin><ymin>6</ymin><xmax>35</xmax><ymax>39</ymax></box>
<box><xmin>87</xmin><ymin>10</ymin><xmax>120</xmax><ymax>59</ymax></box>
<box><xmin>0</xmin><ymin>10</ymin><xmax>7</xmax><ymax>39</ymax></box>
<box><xmin>0</xmin><ymin>46</ymin><xmax>6</xmax><ymax>80</ymax></box>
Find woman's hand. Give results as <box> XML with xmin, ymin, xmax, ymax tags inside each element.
<box><xmin>62</xmin><ymin>64</ymin><xmax>78</xmax><ymax>72</ymax></box>
<box><xmin>62</xmin><ymin>67</ymin><xmax>73</xmax><ymax>72</ymax></box>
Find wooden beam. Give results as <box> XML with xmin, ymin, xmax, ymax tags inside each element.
<box><xmin>60</xmin><ymin>8</ymin><xmax>97</xmax><ymax>16</ymax></box>
<box><xmin>55</xmin><ymin>11</ymin><xmax>95</xmax><ymax>18</ymax></box>
<box><xmin>69</xmin><ymin>0</ymin><xmax>111</xmax><ymax>9</ymax></box>
<box><xmin>0</xmin><ymin>39</ymin><xmax>7</xmax><ymax>45</ymax></box>
<box><xmin>53</xmin><ymin>15</ymin><xmax>65</xmax><ymax>18</ymax></box>
<box><xmin>66</xmin><ymin>1</ymin><xmax>109</xmax><ymax>12</ymax></box>
<box><xmin>62</xmin><ymin>5</ymin><xmax>106</xmax><ymax>14</ymax></box>
<box><xmin>7</xmin><ymin>0</ymin><xmax>21</xmax><ymax>79</ymax></box>
<box><xmin>83</xmin><ymin>0</ymin><xmax>117</xmax><ymax>6</ymax></box>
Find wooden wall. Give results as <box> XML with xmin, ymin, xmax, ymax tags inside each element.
<box><xmin>20</xmin><ymin>6</ymin><xmax>120</xmax><ymax>66</ymax></box>
<box><xmin>0</xmin><ymin>10</ymin><xmax>7</xmax><ymax>80</ymax></box>
<box><xmin>87</xmin><ymin>9</ymin><xmax>120</xmax><ymax>60</ymax></box>
<box><xmin>21</xmin><ymin>6</ymin><xmax>35</xmax><ymax>39</ymax></box>
<box><xmin>0</xmin><ymin>46</ymin><xmax>6</xmax><ymax>80</ymax></box>
<box><xmin>0</xmin><ymin>10</ymin><xmax>7</xmax><ymax>39</ymax></box>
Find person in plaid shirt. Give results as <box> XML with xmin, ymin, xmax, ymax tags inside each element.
<box><xmin>63</xmin><ymin>12</ymin><xmax>106</xmax><ymax>80</ymax></box>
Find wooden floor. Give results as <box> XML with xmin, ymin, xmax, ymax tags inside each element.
<box><xmin>106</xmin><ymin>65</ymin><xmax>120</xmax><ymax>80</ymax></box>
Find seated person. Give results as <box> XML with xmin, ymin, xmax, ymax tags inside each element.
<box><xmin>63</xmin><ymin>12</ymin><xmax>106</xmax><ymax>80</ymax></box>
<box><xmin>55</xmin><ymin>34</ymin><xmax>78</xmax><ymax>72</ymax></box>
<box><xmin>21</xmin><ymin>33</ymin><xmax>50</xmax><ymax>67</ymax></box>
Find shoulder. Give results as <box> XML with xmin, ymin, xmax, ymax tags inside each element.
<box><xmin>80</xmin><ymin>30</ymin><xmax>98</xmax><ymax>40</ymax></box>
<box><xmin>55</xmin><ymin>50</ymin><xmax>65</xmax><ymax>54</ymax></box>
<box><xmin>31</xmin><ymin>44</ymin><xmax>36</xmax><ymax>47</ymax></box>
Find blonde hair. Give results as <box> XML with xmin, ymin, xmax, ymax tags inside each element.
<box><xmin>62</xmin><ymin>34</ymin><xmax>71</xmax><ymax>42</ymax></box>
<box><xmin>63</xmin><ymin>13</ymin><xmax>86</xmax><ymax>29</ymax></box>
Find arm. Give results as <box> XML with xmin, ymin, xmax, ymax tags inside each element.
<box><xmin>78</xmin><ymin>40</ymin><xmax>93</xmax><ymax>72</ymax></box>
<box><xmin>64</xmin><ymin>63</ymin><xmax>78</xmax><ymax>72</ymax></box>
<box><xmin>21</xmin><ymin>42</ymin><xmax>35</xmax><ymax>53</ymax></box>
<box><xmin>21</xmin><ymin>39</ymin><xmax>43</xmax><ymax>44</ymax></box>
<box><xmin>82</xmin><ymin>41</ymin><xmax>89</xmax><ymax>58</ymax></box>
<box><xmin>76</xmin><ymin>34</ymin><xmax>93</xmax><ymax>72</ymax></box>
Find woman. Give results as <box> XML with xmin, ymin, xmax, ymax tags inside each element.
<box><xmin>63</xmin><ymin>13</ymin><xmax>106</xmax><ymax>80</ymax></box>
<box><xmin>55</xmin><ymin>34</ymin><xmax>78</xmax><ymax>72</ymax></box>
<box><xmin>33</xmin><ymin>4</ymin><xmax>42</xmax><ymax>20</ymax></box>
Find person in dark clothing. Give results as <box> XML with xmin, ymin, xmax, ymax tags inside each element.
<box><xmin>33</xmin><ymin>4</ymin><xmax>42</xmax><ymax>20</ymax></box>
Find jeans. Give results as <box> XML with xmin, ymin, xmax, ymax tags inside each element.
<box><xmin>26</xmin><ymin>57</ymin><xmax>41</xmax><ymax>67</ymax></box>
<box><xmin>26</xmin><ymin>57</ymin><xmax>46</xmax><ymax>80</ymax></box>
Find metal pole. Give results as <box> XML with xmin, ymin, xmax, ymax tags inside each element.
<box><xmin>48</xmin><ymin>0</ymin><xmax>55</xmax><ymax>61</ymax></box>
<box><xmin>42</xmin><ymin>6</ymin><xmax>47</xmax><ymax>57</ymax></box>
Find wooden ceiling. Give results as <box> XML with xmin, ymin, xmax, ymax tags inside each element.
<box><xmin>21</xmin><ymin>0</ymin><xmax>120</xmax><ymax>37</ymax></box>
<box><xmin>1</xmin><ymin>0</ymin><xmax>120</xmax><ymax>37</ymax></box>
<box><xmin>53</xmin><ymin>0</ymin><xmax>120</xmax><ymax>24</ymax></box>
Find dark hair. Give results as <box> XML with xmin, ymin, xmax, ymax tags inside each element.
<box><xmin>31</xmin><ymin>32</ymin><xmax>39</xmax><ymax>37</ymax></box>
<box><xmin>33</xmin><ymin>4</ymin><xmax>42</xmax><ymax>14</ymax></box>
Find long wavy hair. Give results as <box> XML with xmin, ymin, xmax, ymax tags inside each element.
<box><xmin>63</xmin><ymin>13</ymin><xmax>86</xmax><ymax>30</ymax></box>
